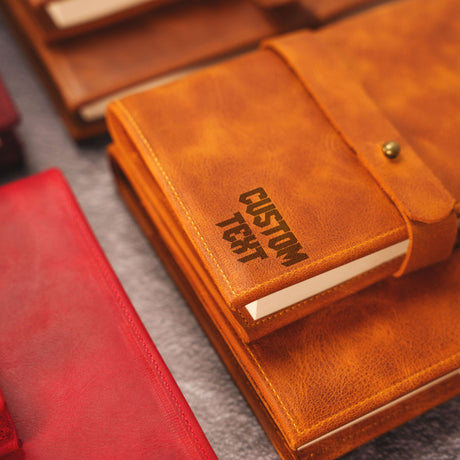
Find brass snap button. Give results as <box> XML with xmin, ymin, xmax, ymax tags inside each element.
<box><xmin>382</xmin><ymin>141</ymin><xmax>400</xmax><ymax>159</ymax></box>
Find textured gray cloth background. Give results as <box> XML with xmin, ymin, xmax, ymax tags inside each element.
<box><xmin>0</xmin><ymin>12</ymin><xmax>458</xmax><ymax>460</ymax></box>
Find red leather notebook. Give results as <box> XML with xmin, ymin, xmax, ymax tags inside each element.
<box><xmin>0</xmin><ymin>169</ymin><xmax>216</xmax><ymax>460</ymax></box>
<box><xmin>0</xmin><ymin>76</ymin><xmax>22</xmax><ymax>170</ymax></box>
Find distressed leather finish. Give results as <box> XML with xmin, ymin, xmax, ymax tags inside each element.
<box><xmin>110</xmin><ymin>156</ymin><xmax>460</xmax><ymax>459</ymax></box>
<box><xmin>0</xmin><ymin>390</ymin><xmax>20</xmax><ymax>458</ymax></box>
<box><xmin>107</xmin><ymin>0</ymin><xmax>460</xmax><ymax>341</ymax></box>
<box><xmin>0</xmin><ymin>170</ymin><xmax>216</xmax><ymax>460</ymax></box>
<box><xmin>319</xmin><ymin>0</ymin><xmax>460</xmax><ymax>215</ymax></box>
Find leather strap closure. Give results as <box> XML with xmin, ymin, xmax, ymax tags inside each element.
<box><xmin>263</xmin><ymin>30</ymin><xmax>457</xmax><ymax>276</ymax></box>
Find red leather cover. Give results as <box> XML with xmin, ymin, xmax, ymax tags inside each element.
<box><xmin>0</xmin><ymin>75</ymin><xmax>22</xmax><ymax>170</ymax></box>
<box><xmin>0</xmin><ymin>169</ymin><xmax>216</xmax><ymax>460</ymax></box>
<box><xmin>0</xmin><ymin>389</ymin><xmax>20</xmax><ymax>458</ymax></box>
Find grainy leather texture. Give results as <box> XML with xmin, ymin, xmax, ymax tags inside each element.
<box><xmin>0</xmin><ymin>75</ymin><xmax>22</xmax><ymax>170</ymax></box>
<box><xmin>318</xmin><ymin>0</ymin><xmax>460</xmax><ymax>215</ymax></box>
<box><xmin>263</xmin><ymin>33</ymin><xmax>458</xmax><ymax>277</ymax></box>
<box><xmin>0</xmin><ymin>170</ymin><xmax>216</xmax><ymax>459</ymax></box>
<box><xmin>107</xmin><ymin>0</ymin><xmax>460</xmax><ymax>341</ymax></box>
<box><xmin>23</xmin><ymin>0</ymin><xmax>181</xmax><ymax>42</ymax></box>
<box><xmin>0</xmin><ymin>390</ymin><xmax>20</xmax><ymax>458</ymax></box>
<box><xmin>111</xmin><ymin>158</ymin><xmax>460</xmax><ymax>459</ymax></box>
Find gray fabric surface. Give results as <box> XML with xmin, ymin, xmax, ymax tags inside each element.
<box><xmin>0</xmin><ymin>12</ymin><xmax>458</xmax><ymax>460</ymax></box>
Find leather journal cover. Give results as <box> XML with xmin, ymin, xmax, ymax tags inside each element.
<box><xmin>0</xmin><ymin>76</ymin><xmax>22</xmax><ymax>171</ymax></box>
<box><xmin>107</xmin><ymin>0</ymin><xmax>460</xmax><ymax>342</ymax></box>
<box><xmin>0</xmin><ymin>169</ymin><xmax>216</xmax><ymax>459</ymax></box>
<box><xmin>0</xmin><ymin>389</ymin><xmax>20</xmax><ymax>458</ymax></box>
<box><xmin>2</xmin><ymin>0</ymin><xmax>384</xmax><ymax>140</ymax></box>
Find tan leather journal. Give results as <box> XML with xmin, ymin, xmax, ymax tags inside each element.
<box><xmin>2</xmin><ymin>0</ymin><xmax>385</xmax><ymax>140</ymax></box>
<box><xmin>107</xmin><ymin>0</ymin><xmax>460</xmax><ymax>457</ymax></box>
<box><xmin>107</xmin><ymin>0</ymin><xmax>460</xmax><ymax>342</ymax></box>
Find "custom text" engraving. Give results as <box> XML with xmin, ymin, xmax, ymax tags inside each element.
<box><xmin>216</xmin><ymin>187</ymin><xmax>308</xmax><ymax>267</ymax></box>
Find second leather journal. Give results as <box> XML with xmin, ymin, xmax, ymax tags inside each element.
<box><xmin>3</xmin><ymin>0</ymin><xmax>388</xmax><ymax>139</ymax></box>
<box><xmin>107</xmin><ymin>0</ymin><xmax>460</xmax><ymax>457</ymax></box>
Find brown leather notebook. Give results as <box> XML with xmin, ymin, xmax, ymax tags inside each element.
<box><xmin>2</xmin><ymin>0</ymin><xmax>298</xmax><ymax>139</ymax></box>
<box><xmin>106</xmin><ymin>0</ymin><xmax>460</xmax><ymax>342</ymax></box>
<box><xmin>2</xmin><ymin>0</ymin><xmax>385</xmax><ymax>140</ymax></box>
<box><xmin>107</xmin><ymin>0</ymin><xmax>460</xmax><ymax>456</ymax></box>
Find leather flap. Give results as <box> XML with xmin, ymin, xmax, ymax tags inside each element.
<box><xmin>263</xmin><ymin>31</ymin><xmax>457</xmax><ymax>276</ymax></box>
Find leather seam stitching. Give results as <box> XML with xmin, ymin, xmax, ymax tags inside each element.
<box><xmin>115</xmin><ymin>100</ymin><xmax>237</xmax><ymax>295</ymax></box>
<box><xmin>60</xmin><ymin>176</ymin><xmax>211</xmax><ymax>460</ymax></box>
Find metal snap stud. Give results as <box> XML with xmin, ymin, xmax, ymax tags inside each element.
<box><xmin>382</xmin><ymin>141</ymin><xmax>400</xmax><ymax>159</ymax></box>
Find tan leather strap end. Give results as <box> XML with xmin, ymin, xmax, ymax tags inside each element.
<box><xmin>263</xmin><ymin>31</ymin><xmax>457</xmax><ymax>276</ymax></box>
